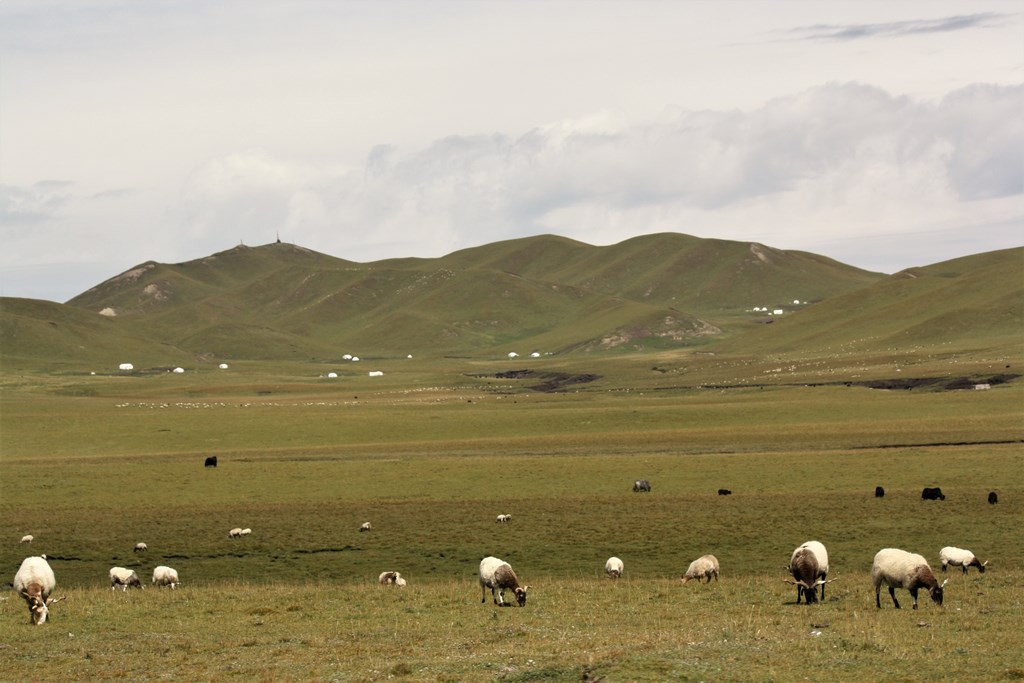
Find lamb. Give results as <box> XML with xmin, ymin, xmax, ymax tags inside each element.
<box><xmin>479</xmin><ymin>556</ymin><xmax>528</xmax><ymax>606</ymax></box>
<box><xmin>681</xmin><ymin>554</ymin><xmax>719</xmax><ymax>584</ymax></box>
<box><xmin>495</xmin><ymin>514</ymin><xmax>512</xmax><ymax>523</ymax></box>
<box><xmin>13</xmin><ymin>556</ymin><xmax>62</xmax><ymax>625</ymax></box>
<box><xmin>785</xmin><ymin>544</ymin><xmax>832</xmax><ymax>604</ymax></box>
<box><xmin>240</xmin><ymin>528</ymin><xmax>252</xmax><ymax>536</ymax></box>
<box><xmin>110</xmin><ymin>566</ymin><xmax>144</xmax><ymax>591</ymax></box>
<box><xmin>939</xmin><ymin>547</ymin><xmax>988</xmax><ymax>574</ymax></box>
<box><xmin>20</xmin><ymin>534</ymin><xmax>33</xmax><ymax>544</ymax></box>
<box><xmin>872</xmin><ymin>548</ymin><xmax>946</xmax><ymax>609</ymax></box>
<box><xmin>605</xmin><ymin>556</ymin><xmax>624</xmax><ymax>579</ymax></box>
<box><xmin>360</xmin><ymin>522</ymin><xmax>372</xmax><ymax>532</ymax></box>
<box><xmin>152</xmin><ymin>566</ymin><xmax>180</xmax><ymax>589</ymax></box>
<box><xmin>228</xmin><ymin>527</ymin><xmax>243</xmax><ymax>538</ymax></box>
<box><xmin>134</xmin><ymin>542</ymin><xmax>148</xmax><ymax>552</ymax></box>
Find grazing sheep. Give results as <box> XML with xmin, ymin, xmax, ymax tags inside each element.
<box><xmin>109</xmin><ymin>566</ymin><xmax>144</xmax><ymax>591</ymax></box>
<box><xmin>479</xmin><ymin>556</ymin><xmax>528</xmax><ymax>607</ymax></box>
<box><xmin>240</xmin><ymin>528</ymin><xmax>252</xmax><ymax>536</ymax></box>
<box><xmin>134</xmin><ymin>542</ymin><xmax>148</xmax><ymax>552</ymax></box>
<box><xmin>394</xmin><ymin>576</ymin><xmax>407</xmax><ymax>587</ymax></box>
<box><xmin>681</xmin><ymin>554</ymin><xmax>719</xmax><ymax>584</ymax></box>
<box><xmin>13</xmin><ymin>556</ymin><xmax>61</xmax><ymax>625</ymax></box>
<box><xmin>228</xmin><ymin>527</ymin><xmax>243</xmax><ymax>538</ymax></box>
<box><xmin>204</xmin><ymin>456</ymin><xmax>217</xmax><ymax>468</ymax></box>
<box><xmin>785</xmin><ymin>542</ymin><xmax>833</xmax><ymax>604</ymax></box>
<box><xmin>921</xmin><ymin>487</ymin><xmax>945</xmax><ymax>501</ymax></box>
<box><xmin>717</xmin><ymin>489</ymin><xmax>732</xmax><ymax>496</ymax></box>
<box><xmin>875</xmin><ymin>486</ymin><xmax>885</xmax><ymax>498</ymax></box>
<box><xmin>152</xmin><ymin>566</ymin><xmax>180</xmax><ymax>589</ymax></box>
<box><xmin>605</xmin><ymin>557</ymin><xmax>624</xmax><ymax>579</ymax></box>
<box><xmin>20</xmin><ymin>535</ymin><xmax>33</xmax><ymax>544</ymax></box>
<box><xmin>379</xmin><ymin>571</ymin><xmax>402</xmax><ymax>585</ymax></box>
<box><xmin>872</xmin><ymin>548</ymin><xmax>946</xmax><ymax>609</ymax></box>
<box><xmin>939</xmin><ymin>547</ymin><xmax>988</xmax><ymax>574</ymax></box>
<box><xmin>632</xmin><ymin>479</ymin><xmax>651</xmax><ymax>493</ymax></box>
<box><xmin>360</xmin><ymin>522</ymin><xmax>372</xmax><ymax>532</ymax></box>
<box><xmin>988</xmin><ymin>491</ymin><xmax>998</xmax><ymax>504</ymax></box>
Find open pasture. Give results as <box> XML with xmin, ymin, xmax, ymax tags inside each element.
<box><xmin>1</xmin><ymin>363</ymin><xmax>1022</xmax><ymax>681</ymax></box>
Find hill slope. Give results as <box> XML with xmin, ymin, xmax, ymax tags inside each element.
<box><xmin>5</xmin><ymin>234</ymin><xmax>1017</xmax><ymax>369</ymax></box>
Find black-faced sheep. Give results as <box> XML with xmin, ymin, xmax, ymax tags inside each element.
<box><xmin>633</xmin><ymin>479</ymin><xmax>651</xmax><ymax>493</ymax></box>
<box><xmin>379</xmin><ymin>571</ymin><xmax>403</xmax><ymax>585</ymax></box>
<box><xmin>681</xmin><ymin>554</ymin><xmax>719</xmax><ymax>584</ymax></box>
<box><xmin>109</xmin><ymin>566</ymin><xmax>144</xmax><ymax>591</ymax></box>
<box><xmin>872</xmin><ymin>548</ymin><xmax>946</xmax><ymax>609</ymax></box>
<box><xmin>13</xmin><ymin>556</ymin><xmax>61</xmax><ymax>625</ymax></box>
<box><xmin>785</xmin><ymin>545</ymin><xmax>830</xmax><ymax>604</ymax></box>
<box><xmin>605</xmin><ymin>557</ymin><xmax>623</xmax><ymax>579</ymax></box>
<box><xmin>939</xmin><ymin>547</ymin><xmax>987</xmax><ymax>574</ymax></box>
<box><xmin>152</xmin><ymin>566</ymin><xmax>180</xmax><ymax>589</ymax></box>
<box><xmin>134</xmin><ymin>542</ymin><xmax>148</xmax><ymax>552</ymax></box>
<box><xmin>359</xmin><ymin>522</ymin><xmax>372</xmax><ymax>532</ymax></box>
<box><xmin>479</xmin><ymin>556</ymin><xmax>528</xmax><ymax>607</ymax></box>
<box><xmin>790</xmin><ymin>540</ymin><xmax>830</xmax><ymax>602</ymax></box>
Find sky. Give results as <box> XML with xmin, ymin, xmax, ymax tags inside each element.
<box><xmin>1</xmin><ymin>1</ymin><xmax>1021</xmax><ymax>303</ymax></box>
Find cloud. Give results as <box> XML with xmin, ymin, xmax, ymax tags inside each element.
<box><xmin>0</xmin><ymin>180</ymin><xmax>73</xmax><ymax>224</ymax></box>
<box><xmin>787</xmin><ymin>13</ymin><xmax>1010</xmax><ymax>41</ymax></box>
<box><xmin>166</xmin><ymin>83</ymin><xmax>1022</xmax><ymax>268</ymax></box>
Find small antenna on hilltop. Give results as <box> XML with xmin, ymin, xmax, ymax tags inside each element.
<box><xmin>276</xmin><ymin>231</ymin><xmax>281</xmax><ymax>244</ymax></box>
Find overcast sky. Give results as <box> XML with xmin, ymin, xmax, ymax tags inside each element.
<box><xmin>2</xmin><ymin>1</ymin><xmax>1021</xmax><ymax>302</ymax></box>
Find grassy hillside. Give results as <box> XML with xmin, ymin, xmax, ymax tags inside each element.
<box><xmin>4</xmin><ymin>235</ymin><xmax>1021</xmax><ymax>372</ymax></box>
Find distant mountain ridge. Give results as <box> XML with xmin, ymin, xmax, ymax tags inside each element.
<box><xmin>2</xmin><ymin>233</ymin><xmax>1020</xmax><ymax>369</ymax></box>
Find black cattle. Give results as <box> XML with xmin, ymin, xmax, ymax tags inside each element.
<box><xmin>875</xmin><ymin>486</ymin><xmax>885</xmax><ymax>498</ymax></box>
<box><xmin>718</xmin><ymin>489</ymin><xmax>732</xmax><ymax>496</ymax></box>
<box><xmin>204</xmin><ymin>456</ymin><xmax>217</xmax><ymax>468</ymax></box>
<box><xmin>921</xmin><ymin>487</ymin><xmax>945</xmax><ymax>501</ymax></box>
<box><xmin>988</xmin><ymin>491</ymin><xmax>998</xmax><ymax>505</ymax></box>
<box><xmin>633</xmin><ymin>479</ymin><xmax>651</xmax><ymax>493</ymax></box>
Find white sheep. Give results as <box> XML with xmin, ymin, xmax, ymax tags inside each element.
<box><xmin>152</xmin><ymin>566</ymin><xmax>180</xmax><ymax>589</ymax></box>
<box><xmin>785</xmin><ymin>542</ymin><xmax>834</xmax><ymax>604</ymax></box>
<box><xmin>681</xmin><ymin>554</ymin><xmax>719</xmax><ymax>584</ymax></box>
<box><xmin>109</xmin><ymin>566</ymin><xmax>144</xmax><ymax>591</ymax></box>
<box><xmin>13</xmin><ymin>556</ymin><xmax>61</xmax><ymax>625</ymax></box>
<box><xmin>359</xmin><ymin>522</ymin><xmax>372</xmax><ymax>532</ymax></box>
<box><xmin>495</xmin><ymin>514</ymin><xmax>513</xmax><ymax>523</ymax></box>
<box><xmin>479</xmin><ymin>556</ymin><xmax>528</xmax><ymax>606</ymax></box>
<box><xmin>134</xmin><ymin>542</ymin><xmax>148</xmax><ymax>552</ymax></box>
<box><xmin>872</xmin><ymin>548</ymin><xmax>947</xmax><ymax>609</ymax></box>
<box><xmin>378</xmin><ymin>571</ymin><xmax>401</xmax><ymax>585</ymax></box>
<box><xmin>240</xmin><ymin>528</ymin><xmax>252</xmax><ymax>536</ymax></box>
<box><xmin>20</xmin><ymin>534</ymin><xmax>33</xmax><ymax>544</ymax></box>
<box><xmin>939</xmin><ymin>547</ymin><xmax>988</xmax><ymax>574</ymax></box>
<box><xmin>605</xmin><ymin>556</ymin><xmax>624</xmax><ymax>579</ymax></box>
<box><xmin>228</xmin><ymin>527</ymin><xmax>243</xmax><ymax>538</ymax></box>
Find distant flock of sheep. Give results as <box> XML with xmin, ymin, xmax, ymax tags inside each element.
<box><xmin>10</xmin><ymin>477</ymin><xmax>996</xmax><ymax>624</ymax></box>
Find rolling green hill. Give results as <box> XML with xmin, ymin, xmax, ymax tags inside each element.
<box><xmin>2</xmin><ymin>234</ymin><xmax>1020</xmax><ymax>371</ymax></box>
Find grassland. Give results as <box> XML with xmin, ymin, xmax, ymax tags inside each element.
<box><xmin>1</xmin><ymin>353</ymin><xmax>1022</xmax><ymax>682</ymax></box>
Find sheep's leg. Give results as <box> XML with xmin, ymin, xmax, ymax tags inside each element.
<box><xmin>941</xmin><ymin>562</ymin><xmax>948</xmax><ymax>572</ymax></box>
<box><xmin>875</xmin><ymin>586</ymin><xmax>881</xmax><ymax>608</ymax></box>
<box><xmin>909</xmin><ymin>588</ymin><xmax>919</xmax><ymax>609</ymax></box>
<box><xmin>961</xmin><ymin>566</ymin><xmax>968</xmax><ymax>575</ymax></box>
<box><xmin>820</xmin><ymin>581</ymin><xmax>826</xmax><ymax>602</ymax></box>
<box><xmin>496</xmin><ymin>588</ymin><xmax>505</xmax><ymax>606</ymax></box>
<box><xmin>888</xmin><ymin>586</ymin><xmax>901</xmax><ymax>609</ymax></box>
<box><xmin>481</xmin><ymin>585</ymin><xmax>487</xmax><ymax>604</ymax></box>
